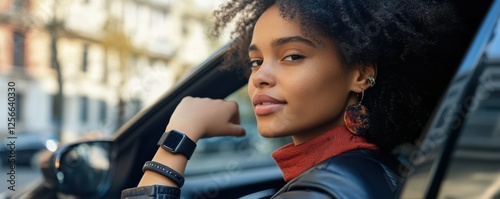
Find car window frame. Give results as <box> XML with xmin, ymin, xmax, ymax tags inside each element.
<box><xmin>400</xmin><ymin>1</ymin><xmax>500</xmax><ymax>198</ymax></box>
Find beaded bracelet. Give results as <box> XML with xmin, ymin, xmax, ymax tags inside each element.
<box><xmin>142</xmin><ymin>161</ymin><xmax>185</xmax><ymax>187</ymax></box>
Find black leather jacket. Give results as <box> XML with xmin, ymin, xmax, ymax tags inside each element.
<box><xmin>271</xmin><ymin>149</ymin><xmax>402</xmax><ymax>199</ymax></box>
<box><xmin>121</xmin><ymin>149</ymin><xmax>402</xmax><ymax>199</ymax></box>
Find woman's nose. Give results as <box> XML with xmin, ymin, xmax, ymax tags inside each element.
<box><xmin>251</xmin><ymin>61</ymin><xmax>276</xmax><ymax>88</ymax></box>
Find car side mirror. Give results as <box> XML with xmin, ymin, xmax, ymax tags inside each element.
<box><xmin>41</xmin><ymin>140</ymin><xmax>113</xmax><ymax>197</ymax></box>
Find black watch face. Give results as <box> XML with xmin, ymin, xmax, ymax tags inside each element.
<box><xmin>163</xmin><ymin>131</ymin><xmax>184</xmax><ymax>150</ymax></box>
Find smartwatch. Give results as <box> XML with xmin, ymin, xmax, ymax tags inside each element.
<box><xmin>157</xmin><ymin>130</ymin><xmax>197</xmax><ymax>159</ymax></box>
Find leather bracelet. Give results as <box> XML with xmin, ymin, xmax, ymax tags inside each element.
<box><xmin>142</xmin><ymin>161</ymin><xmax>185</xmax><ymax>187</ymax></box>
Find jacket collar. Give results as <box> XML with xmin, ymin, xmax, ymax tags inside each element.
<box><xmin>271</xmin><ymin>125</ymin><xmax>378</xmax><ymax>181</ymax></box>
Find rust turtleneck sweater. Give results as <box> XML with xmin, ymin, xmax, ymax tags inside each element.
<box><xmin>271</xmin><ymin>125</ymin><xmax>378</xmax><ymax>182</ymax></box>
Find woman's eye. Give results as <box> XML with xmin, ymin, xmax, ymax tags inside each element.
<box><xmin>283</xmin><ymin>54</ymin><xmax>304</xmax><ymax>61</ymax></box>
<box><xmin>250</xmin><ymin>60</ymin><xmax>263</xmax><ymax>67</ymax></box>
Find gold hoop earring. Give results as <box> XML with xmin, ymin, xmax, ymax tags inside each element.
<box><xmin>343</xmin><ymin>87</ymin><xmax>370</xmax><ymax>135</ymax></box>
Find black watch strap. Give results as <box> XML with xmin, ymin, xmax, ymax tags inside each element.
<box><xmin>142</xmin><ymin>161</ymin><xmax>185</xmax><ymax>187</ymax></box>
<box><xmin>157</xmin><ymin>130</ymin><xmax>197</xmax><ymax>159</ymax></box>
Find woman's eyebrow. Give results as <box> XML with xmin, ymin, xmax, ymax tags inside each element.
<box><xmin>272</xmin><ymin>36</ymin><xmax>317</xmax><ymax>48</ymax></box>
<box><xmin>248</xmin><ymin>36</ymin><xmax>317</xmax><ymax>52</ymax></box>
<box><xmin>248</xmin><ymin>44</ymin><xmax>259</xmax><ymax>52</ymax></box>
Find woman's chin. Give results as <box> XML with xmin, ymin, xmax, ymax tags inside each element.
<box><xmin>258</xmin><ymin>132</ymin><xmax>276</xmax><ymax>138</ymax></box>
<box><xmin>257</xmin><ymin>128</ymin><xmax>289</xmax><ymax>138</ymax></box>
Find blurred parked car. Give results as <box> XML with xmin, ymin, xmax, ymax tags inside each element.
<box><xmin>0</xmin><ymin>133</ymin><xmax>58</xmax><ymax>167</ymax></box>
<box><xmin>1</xmin><ymin>1</ymin><xmax>499</xmax><ymax>198</ymax></box>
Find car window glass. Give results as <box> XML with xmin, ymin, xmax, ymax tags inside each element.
<box><xmin>438</xmin><ymin>18</ymin><xmax>500</xmax><ymax>199</ymax></box>
<box><xmin>185</xmin><ymin>86</ymin><xmax>291</xmax><ymax>175</ymax></box>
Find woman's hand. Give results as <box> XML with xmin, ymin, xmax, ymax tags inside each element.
<box><xmin>166</xmin><ymin>96</ymin><xmax>246</xmax><ymax>142</ymax></box>
<box><xmin>139</xmin><ymin>97</ymin><xmax>246</xmax><ymax>187</ymax></box>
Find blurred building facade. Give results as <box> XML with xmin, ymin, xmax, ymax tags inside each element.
<box><xmin>0</xmin><ymin>0</ymin><xmax>224</xmax><ymax>142</ymax></box>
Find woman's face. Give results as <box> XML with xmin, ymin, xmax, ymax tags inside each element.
<box><xmin>248</xmin><ymin>5</ymin><xmax>358</xmax><ymax>144</ymax></box>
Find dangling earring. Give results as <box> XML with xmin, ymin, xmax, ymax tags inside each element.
<box><xmin>344</xmin><ymin>87</ymin><xmax>370</xmax><ymax>136</ymax></box>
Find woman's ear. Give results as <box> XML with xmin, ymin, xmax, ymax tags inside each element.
<box><xmin>349</xmin><ymin>62</ymin><xmax>377</xmax><ymax>93</ymax></box>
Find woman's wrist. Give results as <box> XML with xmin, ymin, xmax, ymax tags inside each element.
<box><xmin>165</xmin><ymin>124</ymin><xmax>204</xmax><ymax>143</ymax></box>
<box><xmin>139</xmin><ymin>127</ymin><xmax>200</xmax><ymax>187</ymax></box>
<box><xmin>138</xmin><ymin>147</ymin><xmax>188</xmax><ymax>187</ymax></box>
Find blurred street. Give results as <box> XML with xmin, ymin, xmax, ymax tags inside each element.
<box><xmin>0</xmin><ymin>166</ymin><xmax>41</xmax><ymax>193</ymax></box>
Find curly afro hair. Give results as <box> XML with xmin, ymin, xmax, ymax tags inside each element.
<box><xmin>211</xmin><ymin>0</ymin><xmax>461</xmax><ymax>153</ymax></box>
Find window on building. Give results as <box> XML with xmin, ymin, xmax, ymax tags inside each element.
<box><xmin>12</xmin><ymin>0</ymin><xmax>23</xmax><ymax>12</ymax></box>
<box><xmin>132</xmin><ymin>99</ymin><xmax>142</xmax><ymax>116</ymax></box>
<box><xmin>13</xmin><ymin>32</ymin><xmax>25</xmax><ymax>67</ymax></box>
<box><xmin>51</xmin><ymin>94</ymin><xmax>64</xmax><ymax>124</ymax></box>
<box><xmin>80</xmin><ymin>96</ymin><xmax>89</xmax><ymax>123</ymax></box>
<box><xmin>125</xmin><ymin>99</ymin><xmax>142</xmax><ymax>121</ymax></box>
<box><xmin>99</xmin><ymin>100</ymin><xmax>107</xmax><ymax>122</ymax></box>
<box><xmin>102</xmin><ymin>50</ymin><xmax>108</xmax><ymax>83</ymax></box>
<box><xmin>82</xmin><ymin>44</ymin><xmax>89</xmax><ymax>72</ymax></box>
<box><xmin>130</xmin><ymin>54</ymin><xmax>138</xmax><ymax>70</ymax></box>
<box><xmin>182</xmin><ymin>23</ymin><xmax>189</xmax><ymax>36</ymax></box>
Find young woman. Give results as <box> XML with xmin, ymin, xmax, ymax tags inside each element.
<box><xmin>122</xmin><ymin>0</ymin><xmax>458</xmax><ymax>198</ymax></box>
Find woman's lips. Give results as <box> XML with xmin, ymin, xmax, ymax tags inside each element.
<box><xmin>252</xmin><ymin>94</ymin><xmax>286</xmax><ymax>116</ymax></box>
